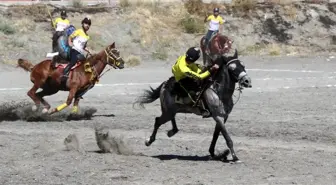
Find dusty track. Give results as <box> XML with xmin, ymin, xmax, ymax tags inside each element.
<box><xmin>0</xmin><ymin>56</ymin><xmax>335</xmax><ymax>184</ymax></box>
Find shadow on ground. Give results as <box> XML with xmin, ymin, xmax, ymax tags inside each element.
<box><xmin>0</xmin><ymin>101</ymin><xmax>107</xmax><ymax>122</ymax></box>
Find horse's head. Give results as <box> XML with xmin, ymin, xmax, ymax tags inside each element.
<box><xmin>221</xmin><ymin>49</ymin><xmax>252</xmax><ymax>88</ymax></box>
<box><xmin>104</xmin><ymin>42</ymin><xmax>125</xmax><ymax>69</ymax></box>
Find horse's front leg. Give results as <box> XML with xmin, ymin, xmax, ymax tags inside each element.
<box><xmin>49</xmin><ymin>88</ymin><xmax>77</xmax><ymax>115</ymax></box>
<box><xmin>204</xmin><ymin>89</ymin><xmax>240</xmax><ymax>162</ymax></box>
<box><xmin>71</xmin><ymin>97</ymin><xmax>81</xmax><ymax>114</ymax></box>
<box><xmin>209</xmin><ymin>115</ymin><xmax>228</xmax><ymax>157</ymax></box>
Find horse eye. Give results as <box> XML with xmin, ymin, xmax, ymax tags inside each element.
<box><xmin>229</xmin><ymin>63</ymin><xmax>236</xmax><ymax>70</ymax></box>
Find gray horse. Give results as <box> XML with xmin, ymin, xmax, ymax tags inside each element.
<box><xmin>134</xmin><ymin>50</ymin><xmax>252</xmax><ymax>162</ymax></box>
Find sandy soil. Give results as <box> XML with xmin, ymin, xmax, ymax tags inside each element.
<box><xmin>0</xmin><ymin>56</ymin><xmax>335</xmax><ymax>185</ymax></box>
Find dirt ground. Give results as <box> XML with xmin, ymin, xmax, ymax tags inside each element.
<box><xmin>0</xmin><ymin>55</ymin><xmax>335</xmax><ymax>185</ymax></box>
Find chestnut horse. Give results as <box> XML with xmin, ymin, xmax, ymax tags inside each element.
<box><xmin>200</xmin><ymin>32</ymin><xmax>233</xmax><ymax>66</ymax></box>
<box><xmin>17</xmin><ymin>42</ymin><xmax>125</xmax><ymax>115</ymax></box>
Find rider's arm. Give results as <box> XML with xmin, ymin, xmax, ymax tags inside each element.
<box><xmin>204</xmin><ymin>15</ymin><xmax>212</xmax><ymax>23</ymax></box>
<box><xmin>83</xmin><ymin>42</ymin><xmax>91</xmax><ymax>54</ymax></box>
<box><xmin>68</xmin><ymin>29</ymin><xmax>79</xmax><ymax>47</ymax></box>
<box><xmin>52</xmin><ymin>17</ymin><xmax>60</xmax><ymax>29</ymax></box>
<box><xmin>180</xmin><ymin>62</ymin><xmax>210</xmax><ymax>80</ymax></box>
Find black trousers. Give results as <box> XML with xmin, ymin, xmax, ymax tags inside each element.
<box><xmin>175</xmin><ymin>77</ymin><xmax>201</xmax><ymax>97</ymax></box>
<box><xmin>63</xmin><ymin>48</ymin><xmax>81</xmax><ymax>76</ymax></box>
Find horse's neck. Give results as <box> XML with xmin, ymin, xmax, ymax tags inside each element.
<box><xmin>88</xmin><ymin>53</ymin><xmax>107</xmax><ymax>75</ymax></box>
<box><xmin>215</xmin><ymin>67</ymin><xmax>235</xmax><ymax>100</ymax></box>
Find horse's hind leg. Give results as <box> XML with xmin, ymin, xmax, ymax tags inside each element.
<box><xmin>167</xmin><ymin>117</ymin><xmax>179</xmax><ymax>138</ymax></box>
<box><xmin>145</xmin><ymin>114</ymin><xmax>172</xmax><ymax>146</ymax></box>
<box><xmin>35</xmin><ymin>89</ymin><xmax>59</xmax><ymax>114</ymax></box>
<box><xmin>27</xmin><ymin>84</ymin><xmax>42</xmax><ymax>111</ymax></box>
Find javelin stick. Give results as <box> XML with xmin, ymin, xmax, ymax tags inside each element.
<box><xmin>45</xmin><ymin>4</ymin><xmax>54</xmax><ymax>29</ymax></box>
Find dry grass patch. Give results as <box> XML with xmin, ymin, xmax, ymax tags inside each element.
<box><xmin>268</xmin><ymin>43</ymin><xmax>281</xmax><ymax>56</ymax></box>
<box><xmin>284</xmin><ymin>4</ymin><xmax>298</xmax><ymax>20</ymax></box>
<box><xmin>231</xmin><ymin>0</ymin><xmax>258</xmax><ymax>11</ymax></box>
<box><xmin>0</xmin><ymin>16</ymin><xmax>16</xmax><ymax>35</ymax></box>
<box><xmin>72</xmin><ymin>0</ymin><xmax>84</xmax><ymax>8</ymax></box>
<box><xmin>126</xmin><ymin>2</ymin><xmax>186</xmax><ymax>48</ymax></box>
<box><xmin>13</xmin><ymin>18</ymin><xmax>37</xmax><ymax>33</ymax></box>
<box><xmin>126</xmin><ymin>55</ymin><xmax>141</xmax><ymax>67</ymax></box>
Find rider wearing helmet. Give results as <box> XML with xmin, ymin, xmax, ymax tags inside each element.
<box><xmin>172</xmin><ymin>47</ymin><xmax>219</xmax><ymax>117</ymax></box>
<box><xmin>204</xmin><ymin>7</ymin><xmax>224</xmax><ymax>55</ymax></box>
<box><xmin>62</xmin><ymin>17</ymin><xmax>92</xmax><ymax>78</ymax></box>
<box><xmin>52</xmin><ymin>10</ymin><xmax>70</xmax><ymax>52</ymax></box>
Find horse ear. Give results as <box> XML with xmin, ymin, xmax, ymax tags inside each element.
<box><xmin>233</xmin><ymin>49</ymin><xmax>238</xmax><ymax>59</ymax></box>
<box><xmin>111</xmin><ymin>42</ymin><xmax>115</xmax><ymax>48</ymax></box>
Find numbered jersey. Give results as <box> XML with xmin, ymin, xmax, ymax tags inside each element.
<box><xmin>69</xmin><ymin>28</ymin><xmax>90</xmax><ymax>54</ymax></box>
<box><xmin>207</xmin><ymin>15</ymin><xmax>224</xmax><ymax>31</ymax></box>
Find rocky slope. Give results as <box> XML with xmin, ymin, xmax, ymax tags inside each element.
<box><xmin>0</xmin><ymin>1</ymin><xmax>335</xmax><ymax>67</ymax></box>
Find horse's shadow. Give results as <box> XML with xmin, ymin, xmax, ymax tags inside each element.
<box><xmin>151</xmin><ymin>150</ymin><xmax>232</xmax><ymax>162</ymax></box>
<box><xmin>152</xmin><ymin>154</ymin><xmax>211</xmax><ymax>161</ymax></box>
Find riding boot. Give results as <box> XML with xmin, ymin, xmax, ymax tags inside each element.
<box><xmin>63</xmin><ymin>64</ymin><xmax>71</xmax><ymax>77</ymax></box>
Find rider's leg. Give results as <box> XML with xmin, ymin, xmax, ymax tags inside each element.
<box><xmin>180</xmin><ymin>78</ymin><xmax>210</xmax><ymax>117</ymax></box>
<box><xmin>63</xmin><ymin>49</ymin><xmax>79</xmax><ymax>77</ymax></box>
<box><xmin>205</xmin><ymin>30</ymin><xmax>214</xmax><ymax>53</ymax></box>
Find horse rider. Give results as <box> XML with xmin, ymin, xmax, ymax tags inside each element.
<box><xmin>52</xmin><ymin>10</ymin><xmax>70</xmax><ymax>52</ymax></box>
<box><xmin>62</xmin><ymin>17</ymin><xmax>92</xmax><ymax>78</ymax></box>
<box><xmin>172</xmin><ymin>47</ymin><xmax>219</xmax><ymax>117</ymax></box>
<box><xmin>204</xmin><ymin>7</ymin><xmax>225</xmax><ymax>55</ymax></box>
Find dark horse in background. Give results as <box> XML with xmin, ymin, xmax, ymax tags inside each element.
<box><xmin>134</xmin><ymin>50</ymin><xmax>252</xmax><ymax>162</ymax></box>
<box><xmin>200</xmin><ymin>32</ymin><xmax>233</xmax><ymax>66</ymax></box>
<box><xmin>17</xmin><ymin>42</ymin><xmax>125</xmax><ymax>115</ymax></box>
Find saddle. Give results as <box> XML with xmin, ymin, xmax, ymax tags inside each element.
<box><xmin>165</xmin><ymin>77</ymin><xmax>201</xmax><ymax>105</ymax></box>
<box><xmin>51</xmin><ymin>54</ymin><xmax>86</xmax><ymax>71</ymax></box>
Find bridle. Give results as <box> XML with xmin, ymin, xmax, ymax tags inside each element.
<box><xmin>104</xmin><ymin>47</ymin><xmax>122</xmax><ymax>69</ymax></box>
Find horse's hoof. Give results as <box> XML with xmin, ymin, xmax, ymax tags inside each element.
<box><xmin>167</xmin><ymin>129</ymin><xmax>178</xmax><ymax>138</ymax></box>
<box><xmin>42</xmin><ymin>108</ymin><xmax>49</xmax><ymax>114</ymax></box>
<box><xmin>145</xmin><ymin>138</ymin><xmax>152</xmax><ymax>147</ymax></box>
<box><xmin>32</xmin><ymin>105</ymin><xmax>38</xmax><ymax>112</ymax></box>
<box><xmin>48</xmin><ymin>108</ymin><xmax>56</xmax><ymax>115</ymax></box>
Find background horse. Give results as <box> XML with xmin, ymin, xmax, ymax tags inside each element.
<box><xmin>17</xmin><ymin>42</ymin><xmax>125</xmax><ymax>115</ymax></box>
<box><xmin>134</xmin><ymin>50</ymin><xmax>252</xmax><ymax>162</ymax></box>
<box><xmin>200</xmin><ymin>33</ymin><xmax>233</xmax><ymax>66</ymax></box>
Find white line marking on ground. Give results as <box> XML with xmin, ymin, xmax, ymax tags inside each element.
<box><xmin>2</xmin><ymin>80</ymin><xmax>336</xmax><ymax>93</ymax></box>
<box><xmin>247</xmin><ymin>69</ymin><xmax>324</xmax><ymax>73</ymax></box>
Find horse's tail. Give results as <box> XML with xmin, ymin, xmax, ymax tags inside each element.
<box><xmin>133</xmin><ymin>82</ymin><xmax>165</xmax><ymax>109</ymax></box>
<box><xmin>17</xmin><ymin>58</ymin><xmax>34</xmax><ymax>72</ymax></box>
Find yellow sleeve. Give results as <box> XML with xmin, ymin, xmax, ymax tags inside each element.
<box><xmin>219</xmin><ymin>16</ymin><xmax>224</xmax><ymax>24</ymax></box>
<box><xmin>179</xmin><ymin>61</ymin><xmax>210</xmax><ymax>80</ymax></box>
<box><xmin>53</xmin><ymin>17</ymin><xmax>61</xmax><ymax>28</ymax></box>
<box><xmin>69</xmin><ymin>29</ymin><xmax>80</xmax><ymax>39</ymax></box>
<box><xmin>189</xmin><ymin>63</ymin><xmax>203</xmax><ymax>74</ymax></box>
<box><xmin>206</xmin><ymin>15</ymin><xmax>213</xmax><ymax>21</ymax></box>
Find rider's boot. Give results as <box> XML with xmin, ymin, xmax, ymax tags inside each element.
<box><xmin>61</xmin><ymin>65</ymin><xmax>71</xmax><ymax>84</ymax></box>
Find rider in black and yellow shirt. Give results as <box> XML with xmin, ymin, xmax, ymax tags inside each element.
<box><xmin>172</xmin><ymin>47</ymin><xmax>219</xmax><ymax>117</ymax></box>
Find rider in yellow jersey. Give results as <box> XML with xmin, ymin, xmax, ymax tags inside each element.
<box><xmin>63</xmin><ymin>17</ymin><xmax>92</xmax><ymax>77</ymax></box>
<box><xmin>204</xmin><ymin>8</ymin><xmax>224</xmax><ymax>55</ymax></box>
<box><xmin>172</xmin><ymin>47</ymin><xmax>219</xmax><ymax>117</ymax></box>
<box><xmin>52</xmin><ymin>10</ymin><xmax>70</xmax><ymax>52</ymax></box>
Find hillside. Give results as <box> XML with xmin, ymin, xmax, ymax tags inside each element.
<box><xmin>0</xmin><ymin>0</ymin><xmax>336</xmax><ymax>67</ymax></box>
